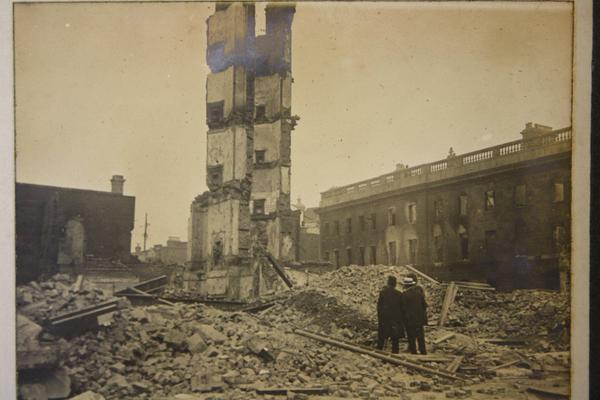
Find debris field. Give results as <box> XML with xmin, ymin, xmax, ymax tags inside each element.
<box><xmin>16</xmin><ymin>265</ymin><xmax>570</xmax><ymax>400</ymax></box>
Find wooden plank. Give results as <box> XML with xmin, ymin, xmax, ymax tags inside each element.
<box><xmin>525</xmin><ymin>385</ymin><xmax>569</xmax><ymax>398</ymax></box>
<box><xmin>446</xmin><ymin>356</ymin><xmax>464</xmax><ymax>373</ymax></box>
<box><xmin>265</xmin><ymin>252</ymin><xmax>294</xmax><ymax>289</ymax></box>
<box><xmin>73</xmin><ymin>275</ymin><xmax>84</xmax><ymax>292</ymax></box>
<box><xmin>293</xmin><ymin>329</ymin><xmax>465</xmax><ymax>381</ymax></box>
<box><xmin>480</xmin><ymin>338</ymin><xmax>528</xmax><ymax>346</ymax></box>
<box><xmin>488</xmin><ymin>359</ymin><xmax>520</xmax><ymax>371</ymax></box>
<box><xmin>433</xmin><ymin>332</ymin><xmax>455</xmax><ymax>344</ymax></box>
<box><xmin>405</xmin><ymin>265</ymin><xmax>440</xmax><ymax>285</ymax></box>
<box><xmin>438</xmin><ymin>282</ymin><xmax>458</xmax><ymax>327</ymax></box>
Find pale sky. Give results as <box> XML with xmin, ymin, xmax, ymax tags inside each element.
<box><xmin>14</xmin><ymin>1</ymin><xmax>573</xmax><ymax>249</ymax></box>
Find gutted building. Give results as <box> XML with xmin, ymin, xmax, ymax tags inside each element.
<box><xmin>318</xmin><ymin>124</ymin><xmax>571</xmax><ymax>290</ymax></box>
<box><xmin>15</xmin><ymin>175</ymin><xmax>135</xmax><ymax>283</ymax></box>
<box><xmin>187</xmin><ymin>2</ymin><xmax>297</xmax><ymax>299</ymax></box>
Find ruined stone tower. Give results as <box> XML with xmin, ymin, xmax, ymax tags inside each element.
<box><xmin>187</xmin><ymin>2</ymin><xmax>296</xmax><ymax>300</ymax></box>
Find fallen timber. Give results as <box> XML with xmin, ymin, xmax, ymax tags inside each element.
<box><xmin>47</xmin><ymin>298</ymin><xmax>120</xmax><ymax>336</ymax></box>
<box><xmin>405</xmin><ymin>265</ymin><xmax>440</xmax><ymax>285</ymax></box>
<box><xmin>265</xmin><ymin>252</ymin><xmax>294</xmax><ymax>289</ymax></box>
<box><xmin>293</xmin><ymin>328</ymin><xmax>465</xmax><ymax>381</ymax></box>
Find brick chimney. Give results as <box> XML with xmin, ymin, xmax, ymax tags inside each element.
<box><xmin>520</xmin><ymin>122</ymin><xmax>553</xmax><ymax>140</ymax></box>
<box><xmin>110</xmin><ymin>175</ymin><xmax>125</xmax><ymax>195</ymax></box>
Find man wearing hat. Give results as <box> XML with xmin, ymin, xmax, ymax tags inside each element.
<box><xmin>401</xmin><ymin>273</ymin><xmax>428</xmax><ymax>354</ymax></box>
<box><xmin>376</xmin><ymin>276</ymin><xmax>404</xmax><ymax>354</ymax></box>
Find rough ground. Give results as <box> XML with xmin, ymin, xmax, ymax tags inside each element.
<box><xmin>17</xmin><ymin>265</ymin><xmax>570</xmax><ymax>400</ymax></box>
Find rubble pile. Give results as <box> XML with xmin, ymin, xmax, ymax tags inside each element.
<box><xmin>290</xmin><ymin>265</ymin><xmax>569</xmax><ymax>350</ymax></box>
<box><xmin>17</xmin><ymin>274</ymin><xmax>109</xmax><ymax>325</ymax></box>
<box><xmin>63</xmin><ymin>303</ymin><xmax>460</xmax><ymax>399</ymax></box>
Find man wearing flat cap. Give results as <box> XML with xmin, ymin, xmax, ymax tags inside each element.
<box><xmin>401</xmin><ymin>273</ymin><xmax>428</xmax><ymax>354</ymax></box>
<box><xmin>376</xmin><ymin>275</ymin><xmax>404</xmax><ymax>354</ymax></box>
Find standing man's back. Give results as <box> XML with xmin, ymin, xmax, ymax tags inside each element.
<box><xmin>401</xmin><ymin>274</ymin><xmax>428</xmax><ymax>354</ymax></box>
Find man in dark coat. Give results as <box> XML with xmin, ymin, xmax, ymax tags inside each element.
<box><xmin>377</xmin><ymin>276</ymin><xmax>404</xmax><ymax>354</ymax></box>
<box><xmin>401</xmin><ymin>274</ymin><xmax>428</xmax><ymax>354</ymax></box>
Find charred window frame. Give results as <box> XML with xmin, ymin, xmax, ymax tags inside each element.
<box><xmin>253</xmin><ymin>199</ymin><xmax>266</xmax><ymax>215</ymax></box>
<box><xmin>207</xmin><ymin>101</ymin><xmax>225</xmax><ymax>126</ymax></box>
<box><xmin>346</xmin><ymin>248</ymin><xmax>352</xmax><ymax>265</ymax></box>
<box><xmin>255</xmin><ymin>150</ymin><xmax>266</xmax><ymax>164</ymax></box>
<box><xmin>334</xmin><ymin>221</ymin><xmax>340</xmax><ymax>236</ymax></box>
<box><xmin>255</xmin><ymin>104</ymin><xmax>266</xmax><ymax>121</ymax></box>
<box><xmin>359</xmin><ymin>247</ymin><xmax>365</xmax><ymax>265</ymax></box>
<box><xmin>346</xmin><ymin>217</ymin><xmax>352</xmax><ymax>233</ymax></box>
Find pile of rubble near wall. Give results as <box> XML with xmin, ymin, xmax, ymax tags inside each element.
<box><xmin>287</xmin><ymin>265</ymin><xmax>569</xmax><ymax>351</ymax></box>
<box><xmin>17</xmin><ymin>266</ymin><xmax>570</xmax><ymax>400</ymax></box>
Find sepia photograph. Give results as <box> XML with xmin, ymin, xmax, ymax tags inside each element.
<box><xmin>6</xmin><ymin>0</ymin><xmax>591</xmax><ymax>399</ymax></box>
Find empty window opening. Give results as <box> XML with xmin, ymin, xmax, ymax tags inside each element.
<box><xmin>433</xmin><ymin>225</ymin><xmax>443</xmax><ymax>263</ymax></box>
<box><xmin>408</xmin><ymin>239</ymin><xmax>418</xmax><ymax>264</ymax></box>
<box><xmin>359</xmin><ymin>247</ymin><xmax>365</xmax><ymax>266</ymax></box>
<box><xmin>346</xmin><ymin>248</ymin><xmax>352</xmax><ymax>265</ymax></box>
<box><xmin>388</xmin><ymin>241</ymin><xmax>397</xmax><ymax>265</ymax></box>
<box><xmin>255</xmin><ymin>150</ymin><xmax>266</xmax><ymax>164</ymax></box>
<box><xmin>459</xmin><ymin>233</ymin><xmax>469</xmax><ymax>260</ymax></box>
<box><xmin>253</xmin><ymin>199</ymin><xmax>266</xmax><ymax>215</ymax></box>
<box><xmin>333</xmin><ymin>250</ymin><xmax>340</xmax><ymax>267</ymax></box>
<box><xmin>459</xmin><ymin>194</ymin><xmax>468</xmax><ymax>217</ymax></box>
<box><xmin>370</xmin><ymin>245</ymin><xmax>377</xmax><ymax>265</ymax></box>
<box><xmin>324</xmin><ymin>251</ymin><xmax>330</xmax><ymax>262</ymax></box>
<box><xmin>346</xmin><ymin>217</ymin><xmax>352</xmax><ymax>233</ymax></box>
<box><xmin>485</xmin><ymin>190</ymin><xmax>495</xmax><ymax>210</ymax></box>
<box><xmin>554</xmin><ymin>182</ymin><xmax>565</xmax><ymax>203</ymax></box>
<box><xmin>359</xmin><ymin>215</ymin><xmax>365</xmax><ymax>231</ymax></box>
<box><xmin>371</xmin><ymin>213</ymin><xmax>377</xmax><ymax>230</ymax></box>
<box><xmin>207</xmin><ymin>101</ymin><xmax>225</xmax><ymax>124</ymax></box>
<box><xmin>408</xmin><ymin>203</ymin><xmax>417</xmax><ymax>224</ymax></box>
<box><xmin>434</xmin><ymin>200</ymin><xmax>443</xmax><ymax>219</ymax></box>
<box><xmin>334</xmin><ymin>221</ymin><xmax>340</xmax><ymax>235</ymax></box>
<box><xmin>485</xmin><ymin>230</ymin><xmax>497</xmax><ymax>259</ymax></box>
<box><xmin>515</xmin><ymin>184</ymin><xmax>527</xmax><ymax>207</ymax></box>
<box><xmin>324</xmin><ymin>222</ymin><xmax>330</xmax><ymax>236</ymax></box>
<box><xmin>255</xmin><ymin>104</ymin><xmax>266</xmax><ymax>120</ymax></box>
<box><xmin>387</xmin><ymin>208</ymin><xmax>396</xmax><ymax>226</ymax></box>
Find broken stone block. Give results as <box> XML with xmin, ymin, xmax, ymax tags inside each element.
<box><xmin>163</xmin><ymin>330</ymin><xmax>187</xmax><ymax>349</ymax></box>
<box><xmin>107</xmin><ymin>373</ymin><xmax>130</xmax><ymax>390</ymax></box>
<box><xmin>19</xmin><ymin>383</ymin><xmax>47</xmax><ymax>400</ymax></box>
<box><xmin>190</xmin><ymin>373</ymin><xmax>224</xmax><ymax>393</ymax></box>
<box><xmin>186</xmin><ymin>334</ymin><xmax>208</xmax><ymax>354</ymax></box>
<box><xmin>130</xmin><ymin>308</ymin><xmax>150</xmax><ymax>322</ymax></box>
<box><xmin>68</xmin><ymin>391</ymin><xmax>106</xmax><ymax>400</ymax></box>
<box><xmin>192</xmin><ymin>324</ymin><xmax>227</xmax><ymax>344</ymax></box>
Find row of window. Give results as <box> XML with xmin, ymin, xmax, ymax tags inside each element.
<box><xmin>323</xmin><ymin>225</ymin><xmax>567</xmax><ymax>266</ymax></box>
<box><xmin>323</xmin><ymin>183</ymin><xmax>565</xmax><ymax>236</ymax></box>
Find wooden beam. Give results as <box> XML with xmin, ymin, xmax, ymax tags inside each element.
<box><xmin>433</xmin><ymin>332</ymin><xmax>455</xmax><ymax>344</ymax></box>
<box><xmin>438</xmin><ymin>282</ymin><xmax>458</xmax><ymax>327</ymax></box>
<box><xmin>293</xmin><ymin>329</ymin><xmax>465</xmax><ymax>381</ymax></box>
<box><xmin>446</xmin><ymin>356</ymin><xmax>464</xmax><ymax>373</ymax></box>
<box><xmin>265</xmin><ymin>252</ymin><xmax>294</xmax><ymax>289</ymax></box>
<box><xmin>254</xmin><ymin>387</ymin><xmax>329</xmax><ymax>395</ymax></box>
<box><xmin>405</xmin><ymin>265</ymin><xmax>440</xmax><ymax>285</ymax></box>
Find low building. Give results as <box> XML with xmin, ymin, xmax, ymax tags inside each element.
<box><xmin>292</xmin><ymin>198</ymin><xmax>321</xmax><ymax>262</ymax></box>
<box><xmin>136</xmin><ymin>237</ymin><xmax>188</xmax><ymax>265</ymax></box>
<box><xmin>317</xmin><ymin>124</ymin><xmax>571</xmax><ymax>290</ymax></box>
<box><xmin>15</xmin><ymin>175</ymin><xmax>135</xmax><ymax>283</ymax></box>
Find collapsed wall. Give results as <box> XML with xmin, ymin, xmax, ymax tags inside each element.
<box><xmin>187</xmin><ymin>3</ymin><xmax>297</xmax><ymax>300</ymax></box>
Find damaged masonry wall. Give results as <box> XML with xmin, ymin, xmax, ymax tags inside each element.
<box><xmin>187</xmin><ymin>2</ymin><xmax>297</xmax><ymax>300</ymax></box>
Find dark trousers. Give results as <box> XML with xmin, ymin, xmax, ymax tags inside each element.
<box><xmin>406</xmin><ymin>325</ymin><xmax>426</xmax><ymax>355</ymax></box>
<box><xmin>377</xmin><ymin>326</ymin><xmax>400</xmax><ymax>354</ymax></box>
